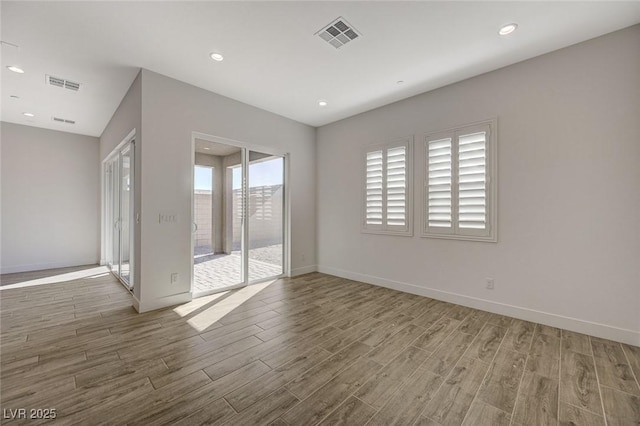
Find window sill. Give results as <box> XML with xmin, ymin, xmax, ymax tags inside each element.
<box><xmin>362</xmin><ymin>228</ymin><xmax>413</xmax><ymax>237</ymax></box>
<box><xmin>421</xmin><ymin>232</ymin><xmax>497</xmax><ymax>243</ymax></box>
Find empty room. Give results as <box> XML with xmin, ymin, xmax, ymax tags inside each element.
<box><xmin>1</xmin><ymin>2</ymin><xmax>639</xmax><ymax>425</ymax></box>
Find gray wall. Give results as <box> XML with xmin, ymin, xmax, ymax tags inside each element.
<box><xmin>137</xmin><ymin>69</ymin><xmax>316</xmax><ymax>311</ymax></box>
<box><xmin>1</xmin><ymin>122</ymin><xmax>100</xmax><ymax>273</ymax></box>
<box><xmin>99</xmin><ymin>71</ymin><xmax>142</xmax><ymax>299</ymax></box>
<box><xmin>316</xmin><ymin>25</ymin><xmax>640</xmax><ymax>345</ymax></box>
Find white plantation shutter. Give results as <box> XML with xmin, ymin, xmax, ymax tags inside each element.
<box><xmin>366</xmin><ymin>150</ymin><xmax>384</xmax><ymax>225</ymax></box>
<box><xmin>427</xmin><ymin>137</ymin><xmax>453</xmax><ymax>231</ymax></box>
<box><xmin>386</xmin><ymin>146</ymin><xmax>407</xmax><ymax>227</ymax></box>
<box><xmin>458</xmin><ymin>131</ymin><xmax>487</xmax><ymax>231</ymax></box>
<box><xmin>423</xmin><ymin>120</ymin><xmax>496</xmax><ymax>241</ymax></box>
<box><xmin>363</xmin><ymin>138</ymin><xmax>413</xmax><ymax>235</ymax></box>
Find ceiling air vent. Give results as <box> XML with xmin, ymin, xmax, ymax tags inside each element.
<box><xmin>46</xmin><ymin>75</ymin><xmax>81</xmax><ymax>91</ymax></box>
<box><xmin>316</xmin><ymin>17</ymin><xmax>360</xmax><ymax>49</ymax></box>
<box><xmin>52</xmin><ymin>116</ymin><xmax>76</xmax><ymax>124</ymax></box>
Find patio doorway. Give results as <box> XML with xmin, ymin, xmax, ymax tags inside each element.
<box><xmin>103</xmin><ymin>136</ymin><xmax>134</xmax><ymax>290</ymax></box>
<box><xmin>191</xmin><ymin>136</ymin><xmax>287</xmax><ymax>297</ymax></box>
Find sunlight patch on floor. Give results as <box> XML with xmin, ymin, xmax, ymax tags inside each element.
<box><xmin>173</xmin><ymin>291</ymin><xmax>230</xmax><ymax>317</ymax></box>
<box><xmin>186</xmin><ymin>280</ymin><xmax>276</xmax><ymax>332</ymax></box>
<box><xmin>0</xmin><ymin>266</ymin><xmax>111</xmax><ymax>290</ymax></box>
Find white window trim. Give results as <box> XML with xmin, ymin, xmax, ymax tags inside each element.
<box><xmin>422</xmin><ymin>118</ymin><xmax>498</xmax><ymax>243</ymax></box>
<box><xmin>362</xmin><ymin>136</ymin><xmax>414</xmax><ymax>237</ymax></box>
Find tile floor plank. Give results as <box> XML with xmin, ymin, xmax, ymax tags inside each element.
<box><xmin>424</xmin><ymin>331</ymin><xmax>476</xmax><ymax>377</ymax></box>
<box><xmin>590</xmin><ymin>337</ymin><xmax>640</xmax><ymax>395</ymax></box>
<box><xmin>223</xmin><ymin>387</ymin><xmax>299</xmax><ymax>426</ymax></box>
<box><xmin>281</xmin><ymin>357</ymin><xmax>381</xmax><ymax>425</ymax></box>
<box><xmin>562</xmin><ymin>330</ymin><xmax>592</xmax><ymax>355</ymax></box>
<box><xmin>355</xmin><ymin>345</ymin><xmax>430</xmax><ymax>409</ymax></box>
<box><xmin>365</xmin><ymin>323</ymin><xmax>426</xmax><ymax>365</ymax></box>
<box><xmin>526</xmin><ymin>328</ymin><xmax>560</xmax><ymax>379</ymax></box>
<box><xmin>461</xmin><ymin>400</ymin><xmax>511</xmax><ymax>426</ymax></box>
<box><xmin>501</xmin><ymin>319</ymin><xmax>535</xmax><ymax>354</ymax></box>
<box><xmin>512</xmin><ymin>371</ymin><xmax>558</xmax><ymax>425</ymax></box>
<box><xmin>366</xmin><ymin>367</ymin><xmax>443</xmax><ymax>426</ymax></box>
<box><xmin>422</xmin><ymin>356</ymin><xmax>489</xmax><ymax>426</ymax></box>
<box><xmin>621</xmin><ymin>343</ymin><xmax>640</xmax><ymax>385</ymax></box>
<box><xmin>316</xmin><ymin>396</ymin><xmax>377</xmax><ymax>426</ymax></box>
<box><xmin>559</xmin><ymin>350</ymin><xmax>602</xmax><ymax>414</ymax></box>
<box><xmin>225</xmin><ymin>345</ymin><xmax>330</xmax><ymax>412</ymax></box>
<box><xmin>599</xmin><ymin>386</ymin><xmax>640</xmax><ymax>425</ymax></box>
<box><xmin>558</xmin><ymin>403</ymin><xmax>605</xmax><ymax>426</ymax></box>
<box><xmin>476</xmin><ymin>348</ymin><xmax>527</xmax><ymax>414</ymax></box>
<box><xmin>285</xmin><ymin>341</ymin><xmax>371</xmax><ymax>399</ymax></box>
<box><xmin>413</xmin><ymin>317</ymin><xmax>461</xmax><ymax>353</ymax></box>
<box><xmin>465</xmin><ymin>324</ymin><xmax>507</xmax><ymax>363</ymax></box>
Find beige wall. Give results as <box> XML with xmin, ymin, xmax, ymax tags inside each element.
<box><xmin>1</xmin><ymin>122</ymin><xmax>100</xmax><ymax>273</ymax></box>
<box><xmin>316</xmin><ymin>25</ymin><xmax>640</xmax><ymax>345</ymax></box>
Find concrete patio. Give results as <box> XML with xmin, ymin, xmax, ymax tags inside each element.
<box><xmin>193</xmin><ymin>244</ymin><xmax>283</xmax><ymax>294</ymax></box>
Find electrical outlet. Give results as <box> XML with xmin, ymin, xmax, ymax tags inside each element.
<box><xmin>300</xmin><ymin>253</ymin><xmax>305</xmax><ymax>261</ymax></box>
<box><xmin>171</xmin><ymin>273</ymin><xmax>179</xmax><ymax>284</ymax></box>
<box><xmin>485</xmin><ymin>277</ymin><xmax>494</xmax><ymax>290</ymax></box>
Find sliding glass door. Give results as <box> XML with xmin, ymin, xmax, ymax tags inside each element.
<box><xmin>248</xmin><ymin>152</ymin><xmax>284</xmax><ymax>281</ymax></box>
<box><xmin>104</xmin><ymin>139</ymin><xmax>134</xmax><ymax>289</ymax></box>
<box><xmin>119</xmin><ymin>144</ymin><xmax>133</xmax><ymax>285</ymax></box>
<box><xmin>192</xmin><ymin>139</ymin><xmax>286</xmax><ymax>297</ymax></box>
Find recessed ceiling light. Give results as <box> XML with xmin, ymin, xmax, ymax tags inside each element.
<box><xmin>203</xmin><ymin>147</ymin><xmax>211</xmax><ymax>150</ymax></box>
<box><xmin>209</xmin><ymin>52</ymin><xmax>224</xmax><ymax>61</ymax></box>
<box><xmin>23</xmin><ymin>112</ymin><xmax>35</xmax><ymax>117</ymax></box>
<box><xmin>318</xmin><ymin>99</ymin><xmax>328</xmax><ymax>107</ymax></box>
<box><xmin>498</xmin><ymin>23</ymin><xmax>518</xmax><ymax>36</ymax></box>
<box><xmin>396</xmin><ymin>80</ymin><xmax>404</xmax><ymax>85</ymax></box>
<box><xmin>10</xmin><ymin>95</ymin><xmax>20</xmax><ymax>99</ymax></box>
<box><xmin>7</xmin><ymin>65</ymin><xmax>25</xmax><ymax>74</ymax></box>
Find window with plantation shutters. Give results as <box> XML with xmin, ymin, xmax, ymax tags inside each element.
<box><xmin>363</xmin><ymin>137</ymin><xmax>413</xmax><ymax>235</ymax></box>
<box><xmin>423</xmin><ymin>119</ymin><xmax>497</xmax><ymax>242</ymax></box>
<box><xmin>365</xmin><ymin>150</ymin><xmax>383</xmax><ymax>225</ymax></box>
<box><xmin>458</xmin><ymin>131</ymin><xmax>487</xmax><ymax>230</ymax></box>
<box><xmin>427</xmin><ymin>137</ymin><xmax>453</xmax><ymax>230</ymax></box>
<box><xmin>386</xmin><ymin>146</ymin><xmax>407</xmax><ymax>226</ymax></box>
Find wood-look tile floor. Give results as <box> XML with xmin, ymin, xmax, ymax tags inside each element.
<box><xmin>1</xmin><ymin>271</ymin><xmax>639</xmax><ymax>425</ymax></box>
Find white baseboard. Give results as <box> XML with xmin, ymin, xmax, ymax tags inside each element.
<box><xmin>1</xmin><ymin>259</ymin><xmax>99</xmax><ymax>275</ymax></box>
<box><xmin>291</xmin><ymin>264</ymin><xmax>317</xmax><ymax>277</ymax></box>
<box><xmin>134</xmin><ymin>291</ymin><xmax>192</xmax><ymax>313</ymax></box>
<box><xmin>132</xmin><ymin>294</ymin><xmax>141</xmax><ymax>312</ymax></box>
<box><xmin>317</xmin><ymin>265</ymin><xmax>640</xmax><ymax>347</ymax></box>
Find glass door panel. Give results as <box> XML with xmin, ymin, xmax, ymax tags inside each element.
<box><xmin>104</xmin><ymin>161</ymin><xmax>114</xmax><ymax>270</ymax></box>
<box><xmin>119</xmin><ymin>145</ymin><xmax>132</xmax><ymax>287</ymax></box>
<box><xmin>194</xmin><ymin>166</ymin><xmax>214</xmax><ymax>257</ymax></box>
<box><xmin>104</xmin><ymin>139</ymin><xmax>134</xmax><ymax>290</ymax></box>
<box><xmin>232</xmin><ymin>161</ymin><xmax>246</xmax><ymax>285</ymax></box>
<box><xmin>191</xmin><ymin>142</ymin><xmax>244</xmax><ymax>296</ymax></box>
<box><xmin>110</xmin><ymin>157</ymin><xmax>120</xmax><ymax>276</ymax></box>
<box><xmin>248</xmin><ymin>152</ymin><xmax>284</xmax><ymax>282</ymax></box>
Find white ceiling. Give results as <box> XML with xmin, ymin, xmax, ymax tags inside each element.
<box><xmin>195</xmin><ymin>139</ymin><xmax>240</xmax><ymax>156</ymax></box>
<box><xmin>2</xmin><ymin>2</ymin><xmax>639</xmax><ymax>137</ymax></box>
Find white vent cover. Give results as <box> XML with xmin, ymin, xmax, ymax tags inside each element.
<box><xmin>46</xmin><ymin>75</ymin><xmax>81</xmax><ymax>91</ymax></box>
<box><xmin>316</xmin><ymin>17</ymin><xmax>360</xmax><ymax>49</ymax></box>
<box><xmin>52</xmin><ymin>116</ymin><xmax>76</xmax><ymax>124</ymax></box>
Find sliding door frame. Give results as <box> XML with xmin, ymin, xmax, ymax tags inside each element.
<box><xmin>190</xmin><ymin>132</ymin><xmax>291</xmax><ymax>296</ymax></box>
<box><xmin>101</xmin><ymin>130</ymin><xmax>136</xmax><ymax>291</ymax></box>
